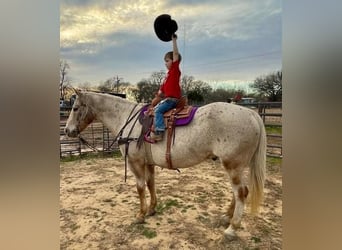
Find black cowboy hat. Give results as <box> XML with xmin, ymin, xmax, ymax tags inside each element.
<box><xmin>154</xmin><ymin>14</ymin><xmax>178</xmax><ymax>42</ymax></box>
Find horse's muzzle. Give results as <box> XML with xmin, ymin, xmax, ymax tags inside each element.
<box><xmin>64</xmin><ymin>127</ymin><xmax>79</xmax><ymax>137</ymax></box>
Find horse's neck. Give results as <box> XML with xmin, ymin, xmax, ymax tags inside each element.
<box><xmin>88</xmin><ymin>94</ymin><xmax>139</xmax><ymax>135</ymax></box>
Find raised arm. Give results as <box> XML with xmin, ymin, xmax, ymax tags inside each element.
<box><xmin>172</xmin><ymin>34</ymin><xmax>179</xmax><ymax>62</ymax></box>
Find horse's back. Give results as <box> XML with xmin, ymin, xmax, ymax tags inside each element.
<box><xmin>200</xmin><ymin>102</ymin><xmax>261</xmax><ymax>152</ymax></box>
<box><xmin>197</xmin><ymin>102</ymin><xmax>261</xmax><ymax>134</ymax></box>
<box><xmin>151</xmin><ymin>102</ymin><xmax>262</xmax><ymax>167</ymax></box>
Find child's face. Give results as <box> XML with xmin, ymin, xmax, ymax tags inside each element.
<box><xmin>164</xmin><ymin>57</ymin><xmax>172</xmax><ymax>70</ymax></box>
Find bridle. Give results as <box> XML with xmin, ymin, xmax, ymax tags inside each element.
<box><xmin>78</xmin><ymin>103</ymin><xmax>146</xmax><ymax>181</ymax></box>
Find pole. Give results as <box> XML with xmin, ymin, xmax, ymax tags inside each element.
<box><xmin>116</xmin><ymin>75</ymin><xmax>119</xmax><ymax>93</ymax></box>
<box><xmin>113</xmin><ymin>75</ymin><xmax>123</xmax><ymax>93</ymax></box>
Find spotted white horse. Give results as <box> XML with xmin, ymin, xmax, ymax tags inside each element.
<box><xmin>64</xmin><ymin>90</ymin><xmax>266</xmax><ymax>238</ymax></box>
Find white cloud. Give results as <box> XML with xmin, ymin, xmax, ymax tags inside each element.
<box><xmin>60</xmin><ymin>0</ymin><xmax>281</xmax><ymax>84</ymax></box>
<box><xmin>60</xmin><ymin>1</ymin><xmax>163</xmax><ymax>50</ymax></box>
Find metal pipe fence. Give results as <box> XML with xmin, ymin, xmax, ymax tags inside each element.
<box><xmin>60</xmin><ymin>101</ymin><xmax>282</xmax><ymax>158</ymax></box>
<box><xmin>240</xmin><ymin>102</ymin><xmax>282</xmax><ymax>158</ymax></box>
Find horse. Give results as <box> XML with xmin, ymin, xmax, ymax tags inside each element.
<box><xmin>64</xmin><ymin>89</ymin><xmax>266</xmax><ymax>239</ymax></box>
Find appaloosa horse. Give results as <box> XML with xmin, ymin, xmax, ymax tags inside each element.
<box><xmin>64</xmin><ymin>89</ymin><xmax>266</xmax><ymax>238</ymax></box>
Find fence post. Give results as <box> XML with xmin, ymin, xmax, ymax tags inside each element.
<box><xmin>78</xmin><ymin>138</ymin><xmax>82</xmax><ymax>156</ymax></box>
<box><xmin>91</xmin><ymin>124</ymin><xmax>95</xmax><ymax>146</ymax></box>
<box><xmin>102</xmin><ymin>124</ymin><xmax>105</xmax><ymax>154</ymax></box>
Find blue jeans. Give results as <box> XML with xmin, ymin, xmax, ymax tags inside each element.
<box><xmin>154</xmin><ymin>98</ymin><xmax>178</xmax><ymax>132</ymax></box>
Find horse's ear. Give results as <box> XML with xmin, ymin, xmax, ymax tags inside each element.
<box><xmin>74</xmin><ymin>87</ymin><xmax>82</xmax><ymax>96</ymax></box>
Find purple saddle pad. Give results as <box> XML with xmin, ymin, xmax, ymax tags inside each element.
<box><xmin>140</xmin><ymin>106</ymin><xmax>198</xmax><ymax>126</ymax></box>
<box><xmin>174</xmin><ymin>106</ymin><xmax>198</xmax><ymax>126</ymax></box>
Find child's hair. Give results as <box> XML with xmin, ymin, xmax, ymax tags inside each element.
<box><xmin>164</xmin><ymin>51</ymin><xmax>182</xmax><ymax>62</ymax></box>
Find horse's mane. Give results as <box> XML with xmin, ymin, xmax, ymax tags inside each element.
<box><xmin>80</xmin><ymin>90</ymin><xmax>138</xmax><ymax>106</ymax></box>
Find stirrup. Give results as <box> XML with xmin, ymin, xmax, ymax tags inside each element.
<box><xmin>144</xmin><ymin>129</ymin><xmax>156</xmax><ymax>144</ymax></box>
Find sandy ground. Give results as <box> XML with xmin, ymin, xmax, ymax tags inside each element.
<box><xmin>60</xmin><ymin>156</ymin><xmax>282</xmax><ymax>250</ymax></box>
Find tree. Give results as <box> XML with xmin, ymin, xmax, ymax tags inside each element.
<box><xmin>132</xmin><ymin>71</ymin><xmax>166</xmax><ymax>103</ymax></box>
<box><xmin>181</xmin><ymin>75</ymin><xmax>195</xmax><ymax>94</ymax></box>
<box><xmin>251</xmin><ymin>70</ymin><xmax>282</xmax><ymax>101</ymax></box>
<box><xmin>150</xmin><ymin>71</ymin><xmax>166</xmax><ymax>87</ymax></box>
<box><xmin>132</xmin><ymin>79</ymin><xmax>159</xmax><ymax>103</ymax></box>
<box><xmin>97</xmin><ymin>79</ymin><xmax>113</xmax><ymax>92</ymax></box>
<box><xmin>205</xmin><ymin>88</ymin><xmax>236</xmax><ymax>103</ymax></box>
<box><xmin>187</xmin><ymin>90</ymin><xmax>204</xmax><ymax>104</ymax></box>
<box><xmin>132</xmin><ymin>73</ymin><xmax>214</xmax><ymax>104</ymax></box>
<box><xmin>187</xmin><ymin>80</ymin><xmax>212</xmax><ymax>105</ymax></box>
<box><xmin>96</xmin><ymin>76</ymin><xmax>129</xmax><ymax>93</ymax></box>
<box><xmin>78</xmin><ymin>82</ymin><xmax>92</xmax><ymax>90</ymax></box>
<box><xmin>60</xmin><ymin>59</ymin><xmax>70</xmax><ymax>100</ymax></box>
<box><xmin>177</xmin><ymin>75</ymin><xmax>213</xmax><ymax>104</ymax></box>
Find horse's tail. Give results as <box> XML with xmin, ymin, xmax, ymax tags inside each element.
<box><xmin>248</xmin><ymin>111</ymin><xmax>267</xmax><ymax>214</ymax></box>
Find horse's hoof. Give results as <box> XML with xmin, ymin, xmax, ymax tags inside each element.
<box><xmin>212</xmin><ymin>215</ymin><xmax>230</xmax><ymax>228</ymax></box>
<box><xmin>220</xmin><ymin>215</ymin><xmax>231</xmax><ymax>227</ymax></box>
<box><xmin>147</xmin><ymin>209</ymin><xmax>156</xmax><ymax>216</ymax></box>
<box><xmin>133</xmin><ymin>217</ymin><xmax>145</xmax><ymax>224</ymax></box>
<box><xmin>223</xmin><ymin>226</ymin><xmax>237</xmax><ymax>241</ymax></box>
<box><xmin>223</xmin><ymin>233</ymin><xmax>237</xmax><ymax>242</ymax></box>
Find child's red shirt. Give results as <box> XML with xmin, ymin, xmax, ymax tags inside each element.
<box><xmin>160</xmin><ymin>60</ymin><xmax>181</xmax><ymax>98</ymax></box>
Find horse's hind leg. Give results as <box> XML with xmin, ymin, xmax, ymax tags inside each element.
<box><xmin>221</xmin><ymin>193</ymin><xmax>235</xmax><ymax>226</ymax></box>
<box><xmin>223</xmin><ymin>161</ymin><xmax>249</xmax><ymax>238</ymax></box>
<box><xmin>145</xmin><ymin>164</ymin><xmax>157</xmax><ymax>216</ymax></box>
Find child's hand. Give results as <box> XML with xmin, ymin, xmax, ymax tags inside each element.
<box><xmin>172</xmin><ymin>34</ymin><xmax>177</xmax><ymax>39</ymax></box>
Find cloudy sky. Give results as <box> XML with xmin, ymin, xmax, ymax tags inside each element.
<box><xmin>60</xmin><ymin>0</ymin><xmax>281</xmax><ymax>89</ymax></box>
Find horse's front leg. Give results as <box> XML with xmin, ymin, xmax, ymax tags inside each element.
<box><xmin>145</xmin><ymin>164</ymin><xmax>157</xmax><ymax>216</ymax></box>
<box><xmin>129</xmin><ymin>158</ymin><xmax>147</xmax><ymax>224</ymax></box>
<box><xmin>135</xmin><ymin>178</ymin><xmax>147</xmax><ymax>223</ymax></box>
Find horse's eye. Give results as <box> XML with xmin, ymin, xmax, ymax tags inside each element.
<box><xmin>73</xmin><ymin>107</ymin><xmax>79</xmax><ymax>112</ymax></box>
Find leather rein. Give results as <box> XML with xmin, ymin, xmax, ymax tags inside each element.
<box><xmin>79</xmin><ymin>103</ymin><xmax>145</xmax><ymax>182</ymax></box>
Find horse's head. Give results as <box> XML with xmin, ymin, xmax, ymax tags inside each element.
<box><xmin>64</xmin><ymin>89</ymin><xmax>96</xmax><ymax>137</ymax></box>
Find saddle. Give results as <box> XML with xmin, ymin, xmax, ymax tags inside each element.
<box><xmin>138</xmin><ymin>96</ymin><xmax>196</xmax><ymax>170</ymax></box>
<box><xmin>146</xmin><ymin>96</ymin><xmax>192</xmax><ymax>122</ymax></box>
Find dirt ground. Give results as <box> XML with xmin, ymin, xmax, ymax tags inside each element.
<box><xmin>60</xmin><ymin>155</ymin><xmax>282</xmax><ymax>250</ymax></box>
